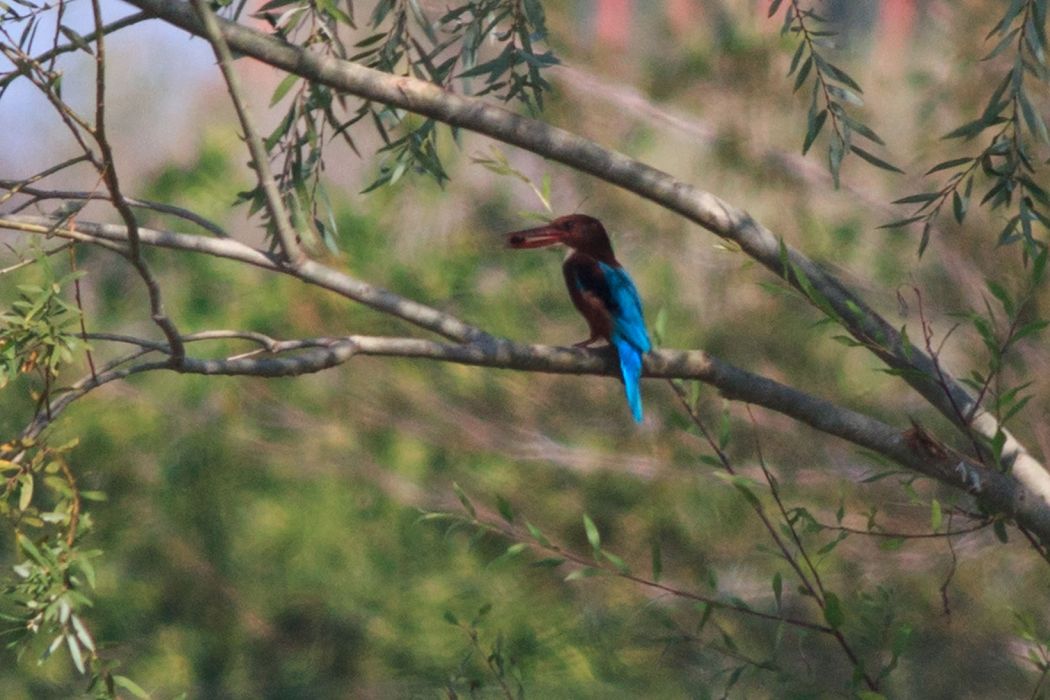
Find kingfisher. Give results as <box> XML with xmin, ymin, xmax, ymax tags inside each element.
<box><xmin>506</xmin><ymin>214</ymin><xmax>651</xmax><ymax>422</ymax></box>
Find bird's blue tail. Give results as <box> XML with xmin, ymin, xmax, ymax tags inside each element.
<box><xmin>614</xmin><ymin>337</ymin><xmax>644</xmax><ymax>423</ymax></box>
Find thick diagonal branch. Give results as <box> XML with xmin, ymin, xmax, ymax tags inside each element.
<box><xmin>120</xmin><ymin>0</ymin><xmax>1050</xmax><ymax>507</ymax></box>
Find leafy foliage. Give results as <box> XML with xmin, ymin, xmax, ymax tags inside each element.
<box><xmin>0</xmin><ymin>251</ymin><xmax>86</xmax><ymax>396</ymax></box>
<box><xmin>0</xmin><ymin>437</ymin><xmax>121</xmax><ymax>695</ymax></box>
<box><xmin>239</xmin><ymin>0</ymin><xmax>558</xmax><ymax>249</ymax></box>
<box><xmin>886</xmin><ymin>0</ymin><xmax>1050</xmax><ymax>255</ymax></box>
<box><xmin>771</xmin><ymin>0</ymin><xmax>899</xmax><ymax>186</ymax></box>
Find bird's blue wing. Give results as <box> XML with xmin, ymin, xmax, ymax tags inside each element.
<box><xmin>597</xmin><ymin>262</ymin><xmax>651</xmax><ymax>353</ymax></box>
<box><xmin>598</xmin><ymin>262</ymin><xmax>650</xmax><ymax>422</ymax></box>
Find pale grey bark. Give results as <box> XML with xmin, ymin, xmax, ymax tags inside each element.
<box><xmin>3</xmin><ymin>212</ymin><xmax>1049</xmax><ymax>542</ymax></box>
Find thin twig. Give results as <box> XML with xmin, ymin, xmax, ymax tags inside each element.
<box><xmin>89</xmin><ymin>0</ymin><xmax>184</xmax><ymax>360</ymax></box>
<box><xmin>0</xmin><ymin>182</ymin><xmax>228</xmax><ymax>237</ymax></box>
<box><xmin>462</xmin><ymin>511</ymin><xmax>835</xmax><ymax>634</ymax></box>
<box><xmin>0</xmin><ymin>11</ymin><xmax>149</xmax><ymax>90</ymax></box>
<box><xmin>0</xmin><ymin>155</ymin><xmax>91</xmax><ymax>207</ymax></box>
<box><xmin>745</xmin><ymin>404</ymin><xmax>827</xmax><ymax>598</ymax></box>
<box><xmin>67</xmin><ymin>246</ymin><xmax>97</xmax><ymax>381</ymax></box>
<box><xmin>0</xmin><ymin>242</ymin><xmax>73</xmax><ymax>275</ymax></box>
<box><xmin>190</xmin><ymin>0</ymin><xmax>304</xmax><ymax>265</ymax></box>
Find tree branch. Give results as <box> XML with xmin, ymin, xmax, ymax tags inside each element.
<box><xmin>0</xmin><ymin>182</ymin><xmax>228</xmax><ymax>237</ymax></box>
<box><xmin>0</xmin><ymin>11</ymin><xmax>149</xmax><ymax>90</ymax></box>
<box><xmin>189</xmin><ymin>0</ymin><xmax>304</xmax><ymax>265</ymax></box>
<box><xmin>2</xmin><ymin>209</ymin><xmax>1047</xmax><ymax>541</ymax></box>
<box><xmin>14</xmin><ymin>324</ymin><xmax>1050</xmax><ymax>541</ymax></box>
<box><xmin>0</xmin><ymin>213</ymin><xmax>487</xmax><ymax>342</ymax></box>
<box><xmin>119</xmin><ymin>0</ymin><xmax>1050</xmax><ymax>509</ymax></box>
<box><xmin>90</xmin><ymin>0</ymin><xmax>184</xmax><ymax>360</ymax></box>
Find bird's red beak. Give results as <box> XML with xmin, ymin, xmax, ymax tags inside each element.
<box><xmin>505</xmin><ymin>224</ymin><xmax>564</xmax><ymax>249</ymax></box>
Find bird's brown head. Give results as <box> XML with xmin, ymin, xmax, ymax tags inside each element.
<box><xmin>505</xmin><ymin>214</ymin><xmax>617</xmax><ymax>264</ymax></box>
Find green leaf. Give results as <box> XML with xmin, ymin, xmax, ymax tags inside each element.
<box><xmin>877</xmin><ymin>216</ymin><xmax>924</xmax><ymax>230</ymax></box>
<box><xmin>788</xmin><ymin>39</ymin><xmax>806</xmax><ymax>75</ymax></box>
<box><xmin>583</xmin><ymin>514</ymin><xmax>601</xmax><ymax>552</ymax></box>
<box><xmin>66</xmin><ymin>634</ymin><xmax>85</xmax><ymax>674</ymax></box>
<box><xmin>918</xmin><ymin>220</ymin><xmax>933</xmax><ymax>257</ymax></box>
<box><xmin>496</xmin><ymin>494</ymin><xmax>514</xmax><ymax>523</ymax></box>
<box><xmin>925</xmin><ymin>157</ymin><xmax>974</xmax><ymax>175</ymax></box>
<box><xmin>525</xmin><ymin>520</ymin><xmax>551</xmax><ymax>547</ymax></box>
<box><xmin>827</xmin><ymin>84</ymin><xmax>863</xmax><ymax>106</ymax></box>
<box><xmin>1019</xmin><ymin>89</ymin><xmax>1050</xmax><ymax>144</ymax></box>
<box><xmin>452</xmin><ymin>482</ymin><xmax>476</xmax><ymax>519</ymax></box>
<box><xmin>982</xmin><ymin>26</ymin><xmax>1021</xmax><ymax>61</ymax></box>
<box><xmin>930</xmin><ymin>498</ymin><xmax>943</xmax><ymax>531</ymax></box>
<box><xmin>893</xmin><ymin>192</ymin><xmax>941</xmax><ymax>205</ymax></box>
<box><xmin>881</xmin><ymin>537</ymin><xmax>907</xmax><ymax>554</ymax></box>
<box><xmin>828</xmin><ymin>135</ymin><xmax>845</xmax><ymax>188</ymax></box>
<box><xmin>1014</xmin><ymin>319</ymin><xmax>1049</xmax><ymax>341</ymax></box>
<box><xmin>793</xmin><ymin>55</ymin><xmax>813</xmax><ymax>92</ymax></box>
<box><xmin>816</xmin><ymin>55</ymin><xmax>863</xmax><ymax>92</ymax></box>
<box><xmin>18</xmin><ymin>473</ymin><xmax>33</xmax><ymax>511</ymax></box>
<box><xmin>530</xmin><ymin>557</ymin><xmax>565</xmax><ymax>568</ymax></box>
<box><xmin>823</xmin><ymin>591</ymin><xmax>845</xmax><ymax>629</ymax></box>
<box><xmin>772</xmin><ymin>572</ymin><xmax>783</xmax><ymax>609</ymax></box>
<box><xmin>650</xmin><ymin>539</ymin><xmax>662</xmax><ymax>582</ymax></box>
<box><xmin>943</xmin><ymin>115</ymin><xmax>995</xmax><ymax>140</ymax></box>
<box><xmin>70</xmin><ymin>614</ymin><xmax>94</xmax><ymax>652</ymax></box>
<box><xmin>993</xmin><ymin>519</ymin><xmax>1009</xmax><ymax>543</ymax></box>
<box><xmin>841</xmin><ymin>113</ymin><xmax>885</xmax><ymax>145</ymax></box>
<box><xmin>565</xmin><ymin>566</ymin><xmax>600</xmax><ymax>581</ymax></box>
<box><xmin>58</xmin><ymin>25</ymin><xmax>93</xmax><ymax>54</ymax></box>
<box><xmin>851</xmin><ymin>145</ymin><xmax>903</xmax><ymax>173</ymax></box>
<box><xmin>802</xmin><ymin>109</ymin><xmax>827</xmax><ymax>155</ymax></box>
<box><xmin>601</xmin><ymin>549</ymin><xmax>630</xmax><ymax>574</ymax></box>
<box><xmin>112</xmin><ymin>675</ymin><xmax>152</xmax><ymax>699</ymax></box>
<box><xmin>16</xmin><ymin>532</ymin><xmax>48</xmax><ymax>566</ymax></box>
<box><xmin>952</xmin><ymin>190</ymin><xmax>967</xmax><ymax>223</ymax></box>
<box><xmin>269</xmin><ymin>73</ymin><xmax>300</xmax><ymax>107</ymax></box>
<box><xmin>986</xmin><ymin>280</ymin><xmax>1015</xmax><ymax>316</ymax></box>
<box><xmin>718</xmin><ymin>405</ymin><xmax>731</xmax><ymax>450</ymax></box>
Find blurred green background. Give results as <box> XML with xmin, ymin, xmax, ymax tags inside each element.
<box><xmin>2</xmin><ymin>0</ymin><xmax>1049</xmax><ymax>697</ymax></box>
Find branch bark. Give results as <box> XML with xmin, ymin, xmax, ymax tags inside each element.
<box><xmin>3</xmin><ymin>213</ymin><xmax>1049</xmax><ymax>543</ymax></box>
<box><xmin>119</xmin><ymin>0</ymin><xmax>1050</xmax><ymax>509</ymax></box>
<box><xmin>189</xmin><ymin>0</ymin><xmax>304</xmax><ymax>266</ymax></box>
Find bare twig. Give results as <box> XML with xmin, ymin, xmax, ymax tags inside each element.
<box><xmin>0</xmin><ymin>242</ymin><xmax>73</xmax><ymax>275</ymax></box>
<box><xmin>459</xmin><ymin>509</ymin><xmax>836</xmax><ymax>634</ymax></box>
<box><xmin>0</xmin><ymin>182</ymin><xmax>228</xmax><ymax>237</ymax></box>
<box><xmin>0</xmin><ymin>11</ymin><xmax>149</xmax><ymax>90</ymax></box>
<box><xmin>0</xmin><ymin>155</ymin><xmax>91</xmax><ymax>208</ymax></box>
<box><xmin>88</xmin><ymin>0</ymin><xmax>184</xmax><ymax>360</ymax></box>
<box><xmin>189</xmin><ymin>0</ymin><xmax>304</xmax><ymax>265</ymax></box>
<box><xmin>669</xmin><ymin>384</ymin><xmax>879</xmax><ymax>691</ymax></box>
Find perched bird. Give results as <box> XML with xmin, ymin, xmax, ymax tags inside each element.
<box><xmin>506</xmin><ymin>214</ymin><xmax>651</xmax><ymax>422</ymax></box>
